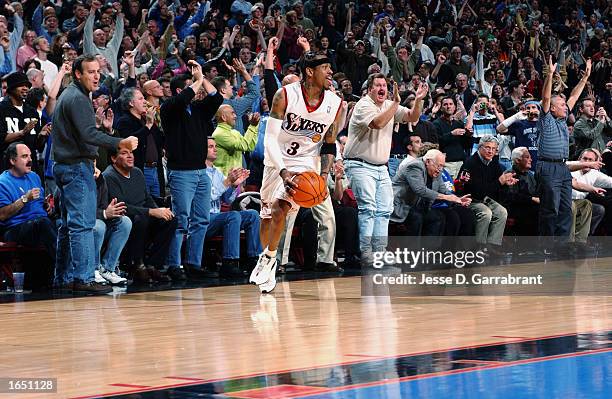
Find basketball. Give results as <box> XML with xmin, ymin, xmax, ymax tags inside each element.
<box><xmin>290</xmin><ymin>171</ymin><xmax>329</xmax><ymax>208</ymax></box>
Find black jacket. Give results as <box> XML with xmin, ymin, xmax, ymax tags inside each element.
<box><xmin>160</xmin><ymin>87</ymin><xmax>223</xmax><ymax>170</ymax></box>
<box><xmin>115</xmin><ymin>112</ymin><xmax>165</xmax><ymax>196</ymax></box>
<box><xmin>0</xmin><ymin>98</ymin><xmax>42</xmax><ymax>171</ymax></box>
<box><xmin>502</xmin><ymin>165</ymin><xmax>537</xmax><ymax>210</ymax></box>
<box><xmin>458</xmin><ymin>152</ymin><xmax>505</xmax><ymax>202</ymax></box>
<box><xmin>434</xmin><ymin>117</ymin><xmax>470</xmax><ymax>162</ymax></box>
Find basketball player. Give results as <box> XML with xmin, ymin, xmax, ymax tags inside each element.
<box><xmin>250</xmin><ymin>52</ymin><xmax>344</xmax><ymax>293</ymax></box>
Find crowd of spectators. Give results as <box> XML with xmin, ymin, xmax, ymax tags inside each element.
<box><xmin>0</xmin><ymin>0</ymin><xmax>610</xmax><ymax>290</ymax></box>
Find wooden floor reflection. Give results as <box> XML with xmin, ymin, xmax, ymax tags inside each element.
<box><xmin>0</xmin><ymin>257</ymin><xmax>610</xmax><ymax>398</ymax></box>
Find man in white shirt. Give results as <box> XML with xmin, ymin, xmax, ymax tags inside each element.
<box><xmin>571</xmin><ymin>148</ymin><xmax>612</xmax><ymax>234</ymax></box>
<box><xmin>33</xmin><ymin>37</ymin><xmax>57</xmax><ymax>88</ymax></box>
<box><xmin>344</xmin><ymin>73</ymin><xmax>427</xmax><ymax>265</ymax></box>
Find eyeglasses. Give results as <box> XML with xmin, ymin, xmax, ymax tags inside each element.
<box><xmin>427</xmin><ymin>160</ymin><xmax>444</xmax><ymax>171</ymax></box>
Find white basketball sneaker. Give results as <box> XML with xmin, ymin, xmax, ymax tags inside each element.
<box><xmin>94</xmin><ymin>269</ymin><xmax>108</xmax><ymax>284</ymax></box>
<box><xmin>100</xmin><ymin>268</ymin><xmax>128</xmax><ymax>285</ymax></box>
<box><xmin>249</xmin><ymin>254</ymin><xmax>277</xmax><ymax>285</ymax></box>
<box><xmin>258</xmin><ymin>262</ymin><xmax>278</xmax><ymax>294</ymax></box>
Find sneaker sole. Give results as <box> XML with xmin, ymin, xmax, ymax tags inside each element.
<box><xmin>258</xmin><ymin>264</ymin><xmax>278</xmax><ymax>294</ymax></box>
<box><xmin>250</xmin><ymin>262</ymin><xmax>275</xmax><ymax>285</ymax></box>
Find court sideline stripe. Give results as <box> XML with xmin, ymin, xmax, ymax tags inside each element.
<box><xmin>282</xmin><ymin>348</ymin><xmax>612</xmax><ymax>399</ymax></box>
<box><xmin>68</xmin><ymin>329</ymin><xmax>611</xmax><ymax>399</ymax></box>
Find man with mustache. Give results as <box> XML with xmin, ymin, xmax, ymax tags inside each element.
<box><xmin>0</xmin><ymin>143</ymin><xmax>56</xmax><ymax>272</ymax></box>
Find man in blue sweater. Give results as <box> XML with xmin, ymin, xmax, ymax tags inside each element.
<box><xmin>0</xmin><ymin>143</ymin><xmax>56</xmax><ymax>278</ymax></box>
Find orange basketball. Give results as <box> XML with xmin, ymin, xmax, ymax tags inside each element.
<box><xmin>290</xmin><ymin>171</ymin><xmax>329</xmax><ymax>208</ymax></box>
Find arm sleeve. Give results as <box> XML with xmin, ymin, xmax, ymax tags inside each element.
<box><xmin>83</xmin><ymin>12</ymin><xmax>96</xmax><ymax>56</ymax></box>
<box><xmin>263</xmin><ymin>117</ymin><xmax>286</xmax><ymax>171</ymax></box>
<box><xmin>594</xmin><ymin>172</ymin><xmax>612</xmax><ymax>189</ymax></box>
<box><xmin>67</xmin><ymin>97</ymin><xmax>122</xmax><ymax>149</ymax></box>
<box><xmin>405</xmin><ymin>166</ymin><xmax>440</xmax><ymax>202</ymax></box>
<box><xmin>32</xmin><ymin>5</ymin><xmax>43</xmax><ymax>37</ymax></box>
<box><xmin>193</xmin><ymin>91</ymin><xmax>223</xmax><ymax>118</ymax></box>
<box><xmin>161</xmin><ymin>86</ymin><xmax>196</xmax><ymax>115</ymax></box>
<box><xmin>221</xmin><ymin>186</ymin><xmax>237</xmax><ymax>205</ymax></box>
<box><xmin>573</xmin><ymin>119</ymin><xmax>601</xmax><ymax>140</ymax></box>
<box><xmin>96</xmin><ymin>178</ymin><xmax>110</xmax><ymax>220</ymax></box>
<box><xmin>214</xmin><ymin>124</ymin><xmax>259</xmax><ymax>152</ymax></box>
<box><xmin>9</xmin><ymin>14</ymin><xmax>23</xmax><ymax>67</ymax></box>
<box><xmin>264</xmin><ymin>69</ymin><xmax>279</xmax><ymax>107</ymax></box>
<box><xmin>351</xmin><ymin>100</ymin><xmax>379</xmax><ymax>130</ymax></box>
<box><xmin>108</xmin><ymin>13</ymin><xmax>125</xmax><ymax>55</ymax></box>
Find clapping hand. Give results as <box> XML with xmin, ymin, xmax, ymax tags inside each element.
<box><xmin>248</xmin><ymin>112</ymin><xmax>260</xmax><ymax>126</ymax></box>
<box><xmin>21</xmin><ymin>119</ymin><xmax>38</xmax><ymax>136</ymax></box>
<box><xmin>499</xmin><ymin>171</ymin><xmax>518</xmax><ymax>186</ymax></box>
<box><xmin>105</xmin><ymin>198</ymin><xmax>127</xmax><ymax>218</ymax></box>
<box><xmin>188</xmin><ymin>60</ymin><xmax>203</xmax><ymax>81</ymax></box>
<box><xmin>122</xmin><ymin>50</ymin><xmax>135</xmax><ymax>66</ymax></box>
<box><xmin>102</xmin><ymin>108</ymin><xmax>114</xmax><ymax>131</ymax></box>
<box><xmin>227</xmin><ymin>167</ymin><xmax>250</xmax><ymax>187</ymax></box>
<box><xmin>40</xmin><ymin>123</ymin><xmax>52</xmax><ymax>137</ymax></box>
<box><xmin>415</xmin><ymin>82</ymin><xmax>429</xmax><ymax>100</ymax></box>
<box><xmin>392</xmin><ymin>82</ymin><xmax>400</xmax><ymax>103</ymax></box>
<box><xmin>268</xmin><ymin>37</ymin><xmax>279</xmax><ymax>51</ymax></box>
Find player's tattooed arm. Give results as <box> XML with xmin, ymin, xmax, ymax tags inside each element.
<box><xmin>320</xmin><ymin>121</ymin><xmax>338</xmax><ymax>178</ymax></box>
<box><xmin>270</xmin><ymin>87</ymin><xmax>287</xmax><ymax>120</ymax></box>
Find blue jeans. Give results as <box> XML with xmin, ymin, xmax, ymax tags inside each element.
<box><xmin>387</xmin><ymin>158</ymin><xmax>401</xmax><ymax>178</ymax></box>
<box><xmin>143</xmin><ymin>166</ymin><xmax>161</xmax><ymax>197</ymax></box>
<box><xmin>344</xmin><ymin>160</ymin><xmax>393</xmax><ymax>259</ymax></box>
<box><xmin>499</xmin><ymin>158</ymin><xmax>512</xmax><ymax>172</ymax></box>
<box><xmin>167</xmin><ymin>169</ymin><xmax>211</xmax><ymax>268</ymax></box>
<box><xmin>536</xmin><ymin>161</ymin><xmax>573</xmax><ymax>237</ymax></box>
<box><xmin>54</xmin><ymin>161</ymin><xmax>97</xmax><ymax>284</ymax></box>
<box><xmin>93</xmin><ymin>216</ymin><xmax>132</xmax><ymax>272</ymax></box>
<box><xmin>205</xmin><ymin>210</ymin><xmax>262</xmax><ymax>262</ymax></box>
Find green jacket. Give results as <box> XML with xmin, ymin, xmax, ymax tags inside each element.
<box><xmin>212</xmin><ymin>122</ymin><xmax>259</xmax><ymax>176</ymax></box>
<box><xmin>387</xmin><ymin>46</ymin><xmax>420</xmax><ymax>83</ymax></box>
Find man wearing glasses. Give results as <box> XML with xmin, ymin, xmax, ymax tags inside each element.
<box><xmin>391</xmin><ymin>149</ymin><xmax>472</xmax><ymax>236</ymax></box>
<box><xmin>458</xmin><ymin>136</ymin><xmax>517</xmax><ymax>255</ymax></box>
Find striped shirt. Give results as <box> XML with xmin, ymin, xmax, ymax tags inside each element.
<box><xmin>537</xmin><ymin>111</ymin><xmax>569</xmax><ymax>160</ymax></box>
<box><xmin>468</xmin><ymin>113</ymin><xmax>499</xmax><ymax>154</ymax></box>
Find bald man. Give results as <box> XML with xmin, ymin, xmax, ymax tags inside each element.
<box><xmin>282</xmin><ymin>74</ymin><xmax>300</xmax><ymax>86</ymax></box>
<box><xmin>142</xmin><ymin>80</ymin><xmax>164</xmax><ymax>130</ymax></box>
<box><xmin>211</xmin><ymin>104</ymin><xmax>260</xmax><ymax>176</ymax></box>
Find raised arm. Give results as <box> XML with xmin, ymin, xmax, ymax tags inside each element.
<box><xmin>403</xmin><ymin>83</ymin><xmax>429</xmax><ymax>123</ymax></box>
<box><xmin>567</xmin><ymin>59</ymin><xmax>591</xmax><ymax>111</ymax></box>
<box><xmin>541</xmin><ymin>56</ymin><xmax>557</xmax><ymax>113</ymax></box>
<box><xmin>46</xmin><ymin>62</ymin><xmax>71</xmax><ymax>115</ymax></box>
<box><xmin>369</xmin><ymin>83</ymin><xmax>400</xmax><ymax>129</ymax></box>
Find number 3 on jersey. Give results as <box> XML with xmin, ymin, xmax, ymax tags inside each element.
<box><xmin>287</xmin><ymin>142</ymin><xmax>300</xmax><ymax>155</ymax></box>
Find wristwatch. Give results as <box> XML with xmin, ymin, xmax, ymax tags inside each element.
<box><xmin>20</xmin><ymin>195</ymin><xmax>28</xmax><ymax>204</ymax></box>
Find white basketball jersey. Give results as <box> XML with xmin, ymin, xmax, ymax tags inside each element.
<box><xmin>265</xmin><ymin>82</ymin><xmax>342</xmax><ymax>169</ymax></box>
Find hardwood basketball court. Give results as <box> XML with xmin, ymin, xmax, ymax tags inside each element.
<box><xmin>0</xmin><ymin>256</ymin><xmax>610</xmax><ymax>398</ymax></box>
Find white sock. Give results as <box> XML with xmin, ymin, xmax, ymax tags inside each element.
<box><xmin>264</xmin><ymin>247</ymin><xmax>277</xmax><ymax>258</ymax></box>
